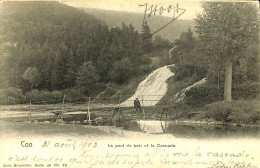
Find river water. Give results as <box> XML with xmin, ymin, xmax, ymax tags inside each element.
<box><xmin>128</xmin><ymin>120</ymin><xmax>260</xmax><ymax>139</ymax></box>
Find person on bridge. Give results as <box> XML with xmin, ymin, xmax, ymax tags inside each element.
<box><xmin>134</xmin><ymin>98</ymin><xmax>142</xmax><ymax>113</ymax></box>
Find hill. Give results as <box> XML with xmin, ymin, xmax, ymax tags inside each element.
<box><xmin>0</xmin><ymin>2</ymin><xmax>103</xmax><ymax>44</ymax></box>
<box><xmin>0</xmin><ymin>1</ymin><xmax>107</xmax><ymax>90</ymax></box>
<box><xmin>0</xmin><ymin>1</ymin><xmax>169</xmax><ymax>102</ymax></box>
<box><xmin>81</xmin><ymin>8</ymin><xmax>195</xmax><ymax>42</ymax></box>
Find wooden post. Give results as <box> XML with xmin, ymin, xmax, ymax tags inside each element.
<box><xmin>118</xmin><ymin>95</ymin><xmax>121</xmax><ymax>108</ymax></box>
<box><xmin>29</xmin><ymin>101</ymin><xmax>32</xmax><ymax>122</ymax></box>
<box><xmin>61</xmin><ymin>95</ymin><xmax>66</xmax><ymax>121</ymax></box>
<box><xmin>142</xmin><ymin>95</ymin><xmax>145</xmax><ymax>119</ymax></box>
<box><xmin>87</xmin><ymin>97</ymin><xmax>91</xmax><ymax>121</ymax></box>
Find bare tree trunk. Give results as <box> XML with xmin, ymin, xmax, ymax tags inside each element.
<box><xmin>217</xmin><ymin>69</ymin><xmax>220</xmax><ymax>87</ymax></box>
<box><xmin>224</xmin><ymin>59</ymin><xmax>232</xmax><ymax>102</ymax></box>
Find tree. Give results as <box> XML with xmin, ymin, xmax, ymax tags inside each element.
<box><xmin>108</xmin><ymin>58</ymin><xmax>133</xmax><ymax>84</ymax></box>
<box><xmin>195</xmin><ymin>2</ymin><xmax>259</xmax><ymax>102</ymax></box>
<box><xmin>141</xmin><ymin>21</ymin><xmax>153</xmax><ymax>53</ymax></box>
<box><xmin>153</xmin><ymin>35</ymin><xmax>170</xmax><ymax>49</ymax></box>
<box><xmin>50</xmin><ymin>47</ymin><xmax>69</xmax><ymax>90</ymax></box>
<box><xmin>23</xmin><ymin>67</ymin><xmax>40</xmax><ymax>90</ymax></box>
<box><xmin>171</xmin><ymin>29</ymin><xmax>196</xmax><ymax>65</ymax></box>
<box><xmin>76</xmin><ymin>61</ymin><xmax>100</xmax><ymax>95</ymax></box>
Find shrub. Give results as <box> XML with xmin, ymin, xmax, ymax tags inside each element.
<box><xmin>64</xmin><ymin>89</ymin><xmax>85</xmax><ymax>103</ymax></box>
<box><xmin>171</xmin><ymin>103</ymin><xmax>192</xmax><ymax>119</ymax></box>
<box><xmin>25</xmin><ymin>89</ymin><xmax>40</xmax><ymax>102</ymax></box>
<box><xmin>185</xmin><ymin>85</ymin><xmax>223</xmax><ymax>107</ymax></box>
<box><xmin>25</xmin><ymin>90</ymin><xmax>64</xmax><ymax>104</ymax></box>
<box><xmin>203</xmin><ymin>101</ymin><xmax>260</xmax><ymax>124</ymax></box>
<box><xmin>184</xmin><ymin>83</ymin><xmax>259</xmax><ymax>107</ymax></box>
<box><xmin>0</xmin><ymin>87</ymin><xmax>25</xmax><ymax>104</ymax></box>
<box><xmin>232</xmin><ymin>83</ymin><xmax>259</xmax><ymax>100</ymax></box>
<box><xmin>228</xmin><ymin>101</ymin><xmax>260</xmax><ymax>124</ymax></box>
<box><xmin>172</xmin><ymin>65</ymin><xmax>207</xmax><ymax>82</ymax></box>
<box><xmin>173</xmin><ymin>65</ymin><xmax>196</xmax><ymax>81</ymax></box>
<box><xmin>204</xmin><ymin>102</ymin><xmax>232</xmax><ymax>122</ymax></box>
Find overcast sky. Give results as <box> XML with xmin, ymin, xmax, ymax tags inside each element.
<box><xmin>60</xmin><ymin>0</ymin><xmax>204</xmax><ymax>20</ymax></box>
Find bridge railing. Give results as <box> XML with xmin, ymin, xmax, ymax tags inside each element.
<box><xmin>7</xmin><ymin>94</ymin><xmax>168</xmax><ymax>122</ymax></box>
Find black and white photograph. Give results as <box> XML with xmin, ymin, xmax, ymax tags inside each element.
<box><xmin>0</xmin><ymin>0</ymin><xmax>259</xmax><ymax>167</ymax></box>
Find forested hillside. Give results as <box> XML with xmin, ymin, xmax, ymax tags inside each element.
<box><xmin>0</xmin><ymin>1</ymin><xmax>170</xmax><ymax>103</ymax></box>
<box><xmin>82</xmin><ymin>8</ymin><xmax>195</xmax><ymax>42</ymax></box>
<box><xmin>0</xmin><ymin>1</ymin><xmax>103</xmax><ymax>91</ymax></box>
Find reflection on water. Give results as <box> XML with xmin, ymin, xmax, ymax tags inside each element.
<box><xmin>165</xmin><ymin>123</ymin><xmax>260</xmax><ymax>139</ymax></box>
<box><xmin>18</xmin><ymin>112</ymin><xmax>260</xmax><ymax>139</ymax></box>
<box><xmin>131</xmin><ymin>120</ymin><xmax>260</xmax><ymax>139</ymax></box>
<box><xmin>137</xmin><ymin>120</ymin><xmax>167</xmax><ymax>133</ymax></box>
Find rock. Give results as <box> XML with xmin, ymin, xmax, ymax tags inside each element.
<box><xmin>111</xmin><ymin>115</ymin><xmax>125</xmax><ymax>127</ymax></box>
<box><xmin>83</xmin><ymin>120</ymin><xmax>92</xmax><ymax>124</ymax></box>
<box><xmin>56</xmin><ymin>119</ymin><xmax>63</xmax><ymax>123</ymax></box>
<box><xmin>95</xmin><ymin>117</ymin><xmax>104</xmax><ymax>125</ymax></box>
<box><xmin>68</xmin><ymin>121</ymin><xmax>76</xmax><ymax>124</ymax></box>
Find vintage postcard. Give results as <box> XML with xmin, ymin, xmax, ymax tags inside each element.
<box><xmin>0</xmin><ymin>0</ymin><xmax>259</xmax><ymax>168</ymax></box>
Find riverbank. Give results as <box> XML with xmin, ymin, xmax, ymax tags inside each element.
<box><xmin>0</xmin><ymin>100</ymin><xmax>259</xmax><ymax>126</ymax></box>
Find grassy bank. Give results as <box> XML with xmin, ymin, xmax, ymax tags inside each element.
<box><xmin>157</xmin><ymin>100</ymin><xmax>260</xmax><ymax>125</ymax></box>
<box><xmin>193</xmin><ymin>100</ymin><xmax>260</xmax><ymax>125</ymax></box>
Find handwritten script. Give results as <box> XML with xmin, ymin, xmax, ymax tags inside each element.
<box><xmin>138</xmin><ymin>3</ymin><xmax>186</xmax><ymax>38</ymax></box>
<box><xmin>1</xmin><ymin>139</ymin><xmax>258</xmax><ymax>168</ymax></box>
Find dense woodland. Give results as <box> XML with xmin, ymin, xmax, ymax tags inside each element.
<box><xmin>0</xmin><ymin>2</ymin><xmax>171</xmax><ymax>102</ymax></box>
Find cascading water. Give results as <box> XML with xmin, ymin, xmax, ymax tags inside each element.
<box><xmin>121</xmin><ymin>65</ymin><xmax>174</xmax><ymax>107</ymax></box>
<box><xmin>174</xmin><ymin>78</ymin><xmax>207</xmax><ymax>102</ymax></box>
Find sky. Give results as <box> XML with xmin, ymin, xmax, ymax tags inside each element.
<box><xmin>59</xmin><ymin>0</ymin><xmax>204</xmax><ymax>20</ymax></box>
<box><xmin>60</xmin><ymin>0</ymin><xmax>258</xmax><ymax>20</ymax></box>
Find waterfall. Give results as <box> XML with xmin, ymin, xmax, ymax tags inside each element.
<box><xmin>121</xmin><ymin>65</ymin><xmax>174</xmax><ymax>107</ymax></box>
<box><xmin>174</xmin><ymin>78</ymin><xmax>207</xmax><ymax>102</ymax></box>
